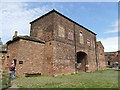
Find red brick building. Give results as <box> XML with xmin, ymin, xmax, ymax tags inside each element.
<box><xmin>6</xmin><ymin>10</ymin><xmax>105</xmax><ymax>76</ymax></box>
<box><xmin>105</xmin><ymin>51</ymin><xmax>119</xmax><ymax>68</ymax></box>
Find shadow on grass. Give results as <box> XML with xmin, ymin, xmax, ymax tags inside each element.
<box><xmin>114</xmin><ymin>70</ymin><xmax>120</xmax><ymax>72</ymax></box>
<box><xmin>86</xmin><ymin>69</ymin><xmax>108</xmax><ymax>73</ymax></box>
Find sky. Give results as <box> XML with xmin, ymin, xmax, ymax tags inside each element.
<box><xmin>0</xmin><ymin>1</ymin><xmax>118</xmax><ymax>52</ymax></box>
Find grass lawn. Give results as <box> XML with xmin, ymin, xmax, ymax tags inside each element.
<box><xmin>13</xmin><ymin>69</ymin><xmax>119</xmax><ymax>88</ymax></box>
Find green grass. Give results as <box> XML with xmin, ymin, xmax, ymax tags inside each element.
<box><xmin>13</xmin><ymin>69</ymin><xmax>119</xmax><ymax>88</ymax></box>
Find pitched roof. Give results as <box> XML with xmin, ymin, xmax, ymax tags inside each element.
<box><xmin>30</xmin><ymin>9</ymin><xmax>96</xmax><ymax>35</ymax></box>
<box><xmin>0</xmin><ymin>44</ymin><xmax>7</xmax><ymax>53</ymax></box>
<box><xmin>97</xmin><ymin>41</ymin><xmax>104</xmax><ymax>49</ymax></box>
<box><xmin>6</xmin><ymin>36</ymin><xmax>45</xmax><ymax>45</ymax></box>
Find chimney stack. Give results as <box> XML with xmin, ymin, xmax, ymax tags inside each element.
<box><xmin>13</xmin><ymin>31</ymin><xmax>18</xmax><ymax>39</ymax></box>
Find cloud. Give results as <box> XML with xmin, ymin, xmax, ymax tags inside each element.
<box><xmin>104</xmin><ymin>28</ymin><xmax>118</xmax><ymax>33</ymax></box>
<box><xmin>97</xmin><ymin>37</ymin><xmax>118</xmax><ymax>52</ymax></box>
<box><xmin>0</xmin><ymin>2</ymin><xmax>50</xmax><ymax>44</ymax></box>
<box><xmin>112</xmin><ymin>20</ymin><xmax>118</xmax><ymax>27</ymax></box>
<box><xmin>104</xmin><ymin>20</ymin><xmax>118</xmax><ymax>34</ymax></box>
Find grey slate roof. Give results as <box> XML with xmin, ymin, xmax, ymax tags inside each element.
<box><xmin>6</xmin><ymin>36</ymin><xmax>45</xmax><ymax>45</ymax></box>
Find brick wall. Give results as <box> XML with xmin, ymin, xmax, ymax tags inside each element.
<box><xmin>97</xmin><ymin>42</ymin><xmax>106</xmax><ymax>70</ymax></box>
<box><xmin>7</xmin><ymin>40</ymin><xmax>19</xmax><ymax>68</ymax></box>
<box><xmin>105</xmin><ymin>55</ymin><xmax>108</xmax><ymax>65</ymax></box>
<box><xmin>7</xmin><ymin>39</ymin><xmax>45</xmax><ymax>77</ymax></box>
<box><xmin>53</xmin><ymin>41</ymin><xmax>75</xmax><ymax>75</ymax></box>
<box><xmin>30</xmin><ymin>13</ymin><xmax>54</xmax><ymax>42</ymax></box>
<box><xmin>43</xmin><ymin>41</ymin><xmax>54</xmax><ymax>75</ymax></box>
<box><xmin>53</xmin><ymin>12</ymin><xmax>97</xmax><ymax>72</ymax></box>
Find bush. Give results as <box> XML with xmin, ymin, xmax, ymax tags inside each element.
<box><xmin>52</xmin><ymin>75</ymin><xmax>55</xmax><ymax>77</ymax></box>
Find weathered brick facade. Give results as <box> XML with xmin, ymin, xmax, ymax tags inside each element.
<box><xmin>6</xmin><ymin>10</ymin><xmax>106</xmax><ymax>76</ymax></box>
<box><xmin>97</xmin><ymin>41</ymin><xmax>106</xmax><ymax>70</ymax></box>
<box><xmin>7</xmin><ymin>37</ymin><xmax>45</xmax><ymax>77</ymax></box>
<box><xmin>30</xmin><ymin>10</ymin><xmax>98</xmax><ymax>73</ymax></box>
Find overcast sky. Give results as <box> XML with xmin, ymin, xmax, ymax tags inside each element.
<box><xmin>0</xmin><ymin>1</ymin><xmax>118</xmax><ymax>52</ymax></box>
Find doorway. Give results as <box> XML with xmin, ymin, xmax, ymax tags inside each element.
<box><xmin>77</xmin><ymin>51</ymin><xmax>87</xmax><ymax>72</ymax></box>
<box><xmin>14</xmin><ymin>59</ymin><xmax>17</xmax><ymax>66</ymax></box>
<box><xmin>108</xmin><ymin>61</ymin><xmax>110</xmax><ymax>65</ymax></box>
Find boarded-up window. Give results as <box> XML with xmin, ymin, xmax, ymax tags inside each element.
<box><xmin>68</xmin><ymin>32</ymin><xmax>73</xmax><ymax>40</ymax></box>
<box><xmin>80</xmin><ymin>32</ymin><xmax>84</xmax><ymax>44</ymax></box>
<box><xmin>87</xmin><ymin>39</ymin><xmax>90</xmax><ymax>46</ymax></box>
<box><xmin>58</xmin><ymin>26</ymin><xmax>65</xmax><ymax>37</ymax></box>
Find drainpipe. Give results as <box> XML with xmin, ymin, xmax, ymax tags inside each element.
<box><xmin>74</xmin><ymin>23</ymin><xmax>77</xmax><ymax>74</ymax></box>
<box><xmin>95</xmin><ymin>40</ymin><xmax>98</xmax><ymax>70</ymax></box>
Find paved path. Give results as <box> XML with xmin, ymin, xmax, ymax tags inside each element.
<box><xmin>6</xmin><ymin>81</ymin><xmax>18</xmax><ymax>90</ymax></box>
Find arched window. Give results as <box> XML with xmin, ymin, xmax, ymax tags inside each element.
<box><xmin>80</xmin><ymin>32</ymin><xmax>84</xmax><ymax>44</ymax></box>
